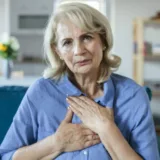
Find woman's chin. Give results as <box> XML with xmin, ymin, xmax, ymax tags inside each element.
<box><xmin>74</xmin><ymin>66</ymin><xmax>96</xmax><ymax>75</ymax></box>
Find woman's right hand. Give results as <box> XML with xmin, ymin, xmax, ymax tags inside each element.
<box><xmin>54</xmin><ymin>108</ymin><xmax>101</xmax><ymax>152</ymax></box>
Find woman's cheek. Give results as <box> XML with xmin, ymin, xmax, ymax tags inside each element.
<box><xmin>64</xmin><ymin>55</ymin><xmax>73</xmax><ymax>69</ymax></box>
<box><xmin>60</xmin><ymin>48</ymin><xmax>68</xmax><ymax>55</ymax></box>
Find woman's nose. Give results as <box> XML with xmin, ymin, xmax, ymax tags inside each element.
<box><xmin>73</xmin><ymin>42</ymin><xmax>85</xmax><ymax>55</ymax></box>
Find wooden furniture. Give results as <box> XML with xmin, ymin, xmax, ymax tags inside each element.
<box><xmin>133</xmin><ymin>18</ymin><xmax>160</xmax><ymax>135</ymax></box>
<box><xmin>133</xmin><ymin>18</ymin><xmax>160</xmax><ymax>97</ymax></box>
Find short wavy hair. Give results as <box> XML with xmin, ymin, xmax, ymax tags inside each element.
<box><xmin>43</xmin><ymin>2</ymin><xmax>121</xmax><ymax>83</ymax></box>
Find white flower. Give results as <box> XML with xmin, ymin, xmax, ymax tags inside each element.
<box><xmin>0</xmin><ymin>32</ymin><xmax>10</xmax><ymax>44</ymax></box>
<box><xmin>10</xmin><ymin>37</ymin><xmax>20</xmax><ymax>51</ymax></box>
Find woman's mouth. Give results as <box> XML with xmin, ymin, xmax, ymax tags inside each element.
<box><xmin>76</xmin><ymin>59</ymin><xmax>91</xmax><ymax>66</ymax></box>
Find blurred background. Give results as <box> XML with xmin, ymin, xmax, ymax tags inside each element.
<box><xmin>0</xmin><ymin>0</ymin><xmax>160</xmax><ymax>146</ymax></box>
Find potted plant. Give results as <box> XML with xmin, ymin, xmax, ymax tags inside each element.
<box><xmin>0</xmin><ymin>33</ymin><xmax>20</xmax><ymax>79</ymax></box>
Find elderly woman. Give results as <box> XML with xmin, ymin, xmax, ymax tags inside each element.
<box><xmin>0</xmin><ymin>2</ymin><xmax>159</xmax><ymax>160</ymax></box>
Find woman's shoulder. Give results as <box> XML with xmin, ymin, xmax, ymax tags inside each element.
<box><xmin>110</xmin><ymin>74</ymin><xmax>150</xmax><ymax>118</ymax></box>
<box><xmin>110</xmin><ymin>73</ymin><xmax>148</xmax><ymax>100</ymax></box>
<box><xmin>26</xmin><ymin>77</ymin><xmax>60</xmax><ymax>97</ymax></box>
<box><xmin>111</xmin><ymin>73</ymin><xmax>139</xmax><ymax>86</ymax></box>
<box><xmin>28</xmin><ymin>77</ymin><xmax>58</xmax><ymax>90</ymax></box>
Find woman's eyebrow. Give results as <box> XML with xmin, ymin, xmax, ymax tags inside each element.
<box><xmin>61</xmin><ymin>38</ymin><xmax>72</xmax><ymax>43</ymax></box>
<box><xmin>80</xmin><ymin>32</ymin><xmax>93</xmax><ymax>37</ymax></box>
<box><xmin>61</xmin><ymin>32</ymin><xmax>93</xmax><ymax>42</ymax></box>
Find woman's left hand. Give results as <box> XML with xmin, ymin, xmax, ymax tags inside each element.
<box><xmin>66</xmin><ymin>96</ymin><xmax>114</xmax><ymax>134</ymax></box>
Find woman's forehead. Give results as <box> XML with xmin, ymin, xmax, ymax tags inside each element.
<box><xmin>56</xmin><ymin>21</ymin><xmax>87</xmax><ymax>40</ymax></box>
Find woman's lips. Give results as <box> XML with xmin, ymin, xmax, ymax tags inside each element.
<box><xmin>76</xmin><ymin>59</ymin><xmax>91</xmax><ymax>66</ymax></box>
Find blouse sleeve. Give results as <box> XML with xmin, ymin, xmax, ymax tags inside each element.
<box><xmin>129</xmin><ymin>87</ymin><xmax>160</xmax><ymax>160</ymax></box>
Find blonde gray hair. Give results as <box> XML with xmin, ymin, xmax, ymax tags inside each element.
<box><xmin>43</xmin><ymin>2</ymin><xmax>121</xmax><ymax>83</ymax></box>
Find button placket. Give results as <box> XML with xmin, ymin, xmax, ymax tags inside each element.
<box><xmin>83</xmin><ymin>150</ymin><xmax>88</xmax><ymax>155</ymax></box>
<box><xmin>82</xmin><ymin>149</ymin><xmax>88</xmax><ymax>160</ymax></box>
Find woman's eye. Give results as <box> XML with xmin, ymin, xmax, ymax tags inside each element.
<box><xmin>63</xmin><ymin>40</ymin><xmax>72</xmax><ymax>46</ymax></box>
<box><xmin>83</xmin><ymin>35</ymin><xmax>93</xmax><ymax>41</ymax></box>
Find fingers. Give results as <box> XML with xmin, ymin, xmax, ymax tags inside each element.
<box><xmin>81</xmin><ymin>132</ymin><xmax>101</xmax><ymax>148</ymax></box>
<box><xmin>68</xmin><ymin>97</ymin><xmax>87</xmax><ymax>108</ymax></box>
<box><xmin>82</xmin><ymin>129</ymin><xmax>95</xmax><ymax>135</ymax></box>
<box><xmin>80</xmin><ymin>123</ymin><xmax>89</xmax><ymax>129</ymax></box>
<box><xmin>66</xmin><ymin>97</ymin><xmax>85</xmax><ymax>116</ymax></box>
<box><xmin>84</xmin><ymin>139</ymin><xmax>101</xmax><ymax>148</ymax></box>
<box><xmin>70</xmin><ymin>104</ymin><xmax>82</xmax><ymax>118</ymax></box>
<box><xmin>63</xmin><ymin>107</ymin><xmax>73</xmax><ymax>123</ymax></box>
<box><xmin>86</xmin><ymin>134</ymin><xmax>100</xmax><ymax>141</ymax></box>
<box><xmin>78</xmin><ymin>96</ymin><xmax>94</xmax><ymax>105</ymax></box>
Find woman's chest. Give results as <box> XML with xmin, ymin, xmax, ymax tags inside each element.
<box><xmin>36</xmin><ymin>96</ymin><xmax>132</xmax><ymax>160</ymax></box>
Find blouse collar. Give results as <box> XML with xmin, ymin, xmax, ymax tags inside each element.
<box><xmin>57</xmin><ymin>74</ymin><xmax>115</xmax><ymax>108</ymax></box>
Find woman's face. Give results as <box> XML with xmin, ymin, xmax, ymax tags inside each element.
<box><xmin>54</xmin><ymin>21</ymin><xmax>104</xmax><ymax>75</ymax></box>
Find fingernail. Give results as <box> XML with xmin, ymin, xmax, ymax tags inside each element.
<box><xmin>67</xmin><ymin>106</ymin><xmax>70</xmax><ymax>110</ymax></box>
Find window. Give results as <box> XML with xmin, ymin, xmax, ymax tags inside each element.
<box><xmin>54</xmin><ymin>0</ymin><xmax>107</xmax><ymax>16</ymax></box>
<box><xmin>61</xmin><ymin>0</ymin><xmax>100</xmax><ymax>11</ymax></box>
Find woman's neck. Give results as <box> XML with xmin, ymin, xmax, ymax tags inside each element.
<box><xmin>69</xmin><ymin>72</ymin><xmax>103</xmax><ymax>99</ymax></box>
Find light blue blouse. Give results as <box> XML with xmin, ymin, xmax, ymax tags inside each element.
<box><xmin>0</xmin><ymin>73</ymin><xmax>159</xmax><ymax>160</ymax></box>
